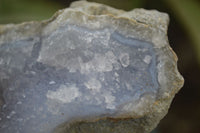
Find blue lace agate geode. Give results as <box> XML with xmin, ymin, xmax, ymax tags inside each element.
<box><xmin>0</xmin><ymin>1</ymin><xmax>184</xmax><ymax>133</ymax></box>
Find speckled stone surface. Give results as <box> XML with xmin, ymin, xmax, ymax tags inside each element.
<box><xmin>0</xmin><ymin>1</ymin><xmax>184</xmax><ymax>133</ymax></box>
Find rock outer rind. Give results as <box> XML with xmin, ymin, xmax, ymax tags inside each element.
<box><xmin>0</xmin><ymin>1</ymin><xmax>184</xmax><ymax>133</ymax></box>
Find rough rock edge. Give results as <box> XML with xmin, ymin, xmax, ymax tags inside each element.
<box><xmin>0</xmin><ymin>1</ymin><xmax>184</xmax><ymax>133</ymax></box>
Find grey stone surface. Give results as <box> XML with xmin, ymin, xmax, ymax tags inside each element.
<box><xmin>0</xmin><ymin>1</ymin><xmax>184</xmax><ymax>133</ymax></box>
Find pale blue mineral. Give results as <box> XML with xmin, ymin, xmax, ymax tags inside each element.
<box><xmin>0</xmin><ymin>1</ymin><xmax>184</xmax><ymax>133</ymax></box>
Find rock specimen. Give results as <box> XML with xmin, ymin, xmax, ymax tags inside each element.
<box><xmin>0</xmin><ymin>1</ymin><xmax>184</xmax><ymax>133</ymax></box>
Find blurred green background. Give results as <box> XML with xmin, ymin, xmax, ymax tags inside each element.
<box><xmin>0</xmin><ymin>0</ymin><xmax>200</xmax><ymax>133</ymax></box>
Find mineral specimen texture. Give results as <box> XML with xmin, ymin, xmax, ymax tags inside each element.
<box><xmin>0</xmin><ymin>1</ymin><xmax>184</xmax><ymax>133</ymax></box>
